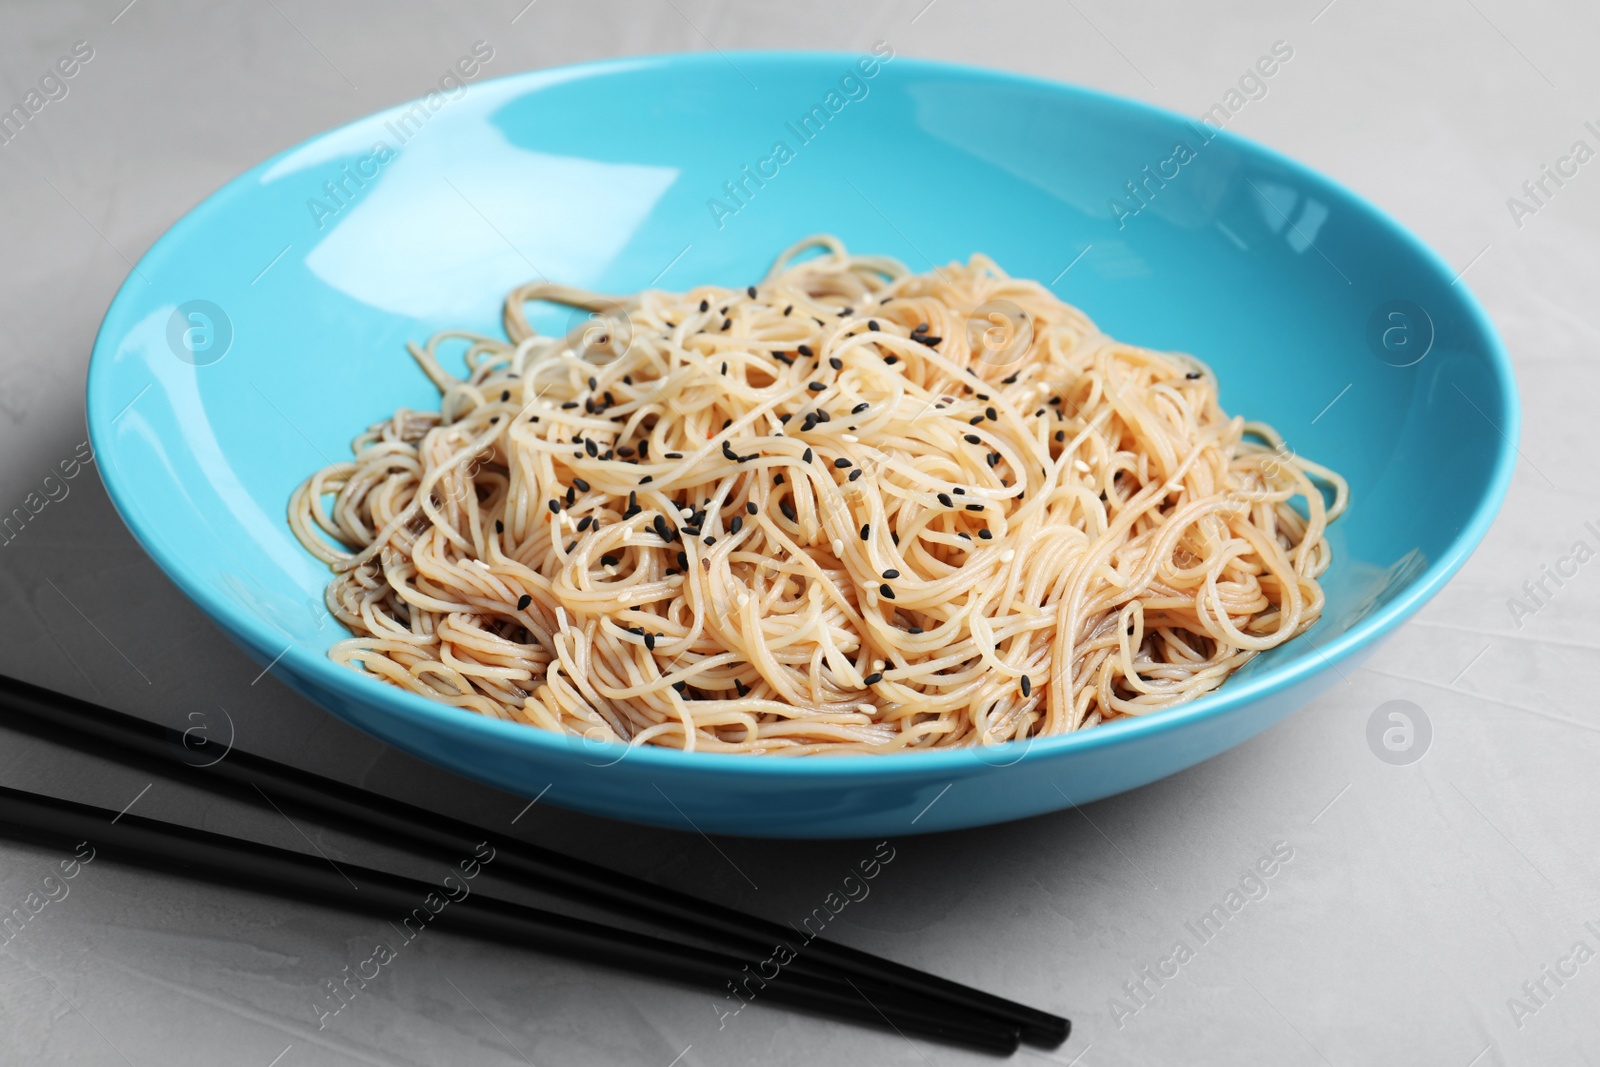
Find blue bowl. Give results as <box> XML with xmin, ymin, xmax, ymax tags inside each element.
<box><xmin>86</xmin><ymin>52</ymin><xmax>1516</xmax><ymax>838</ymax></box>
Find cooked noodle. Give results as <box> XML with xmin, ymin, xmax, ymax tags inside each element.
<box><xmin>289</xmin><ymin>236</ymin><xmax>1346</xmax><ymax>755</ymax></box>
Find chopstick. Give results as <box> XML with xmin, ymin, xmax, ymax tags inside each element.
<box><xmin>0</xmin><ymin>674</ymin><xmax>1069</xmax><ymax>1048</ymax></box>
<box><xmin>0</xmin><ymin>784</ymin><xmax>1019</xmax><ymax>1055</ymax></box>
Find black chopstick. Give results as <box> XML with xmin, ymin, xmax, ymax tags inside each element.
<box><xmin>0</xmin><ymin>784</ymin><xmax>1019</xmax><ymax>1055</ymax></box>
<box><xmin>0</xmin><ymin>674</ymin><xmax>1068</xmax><ymax>1048</ymax></box>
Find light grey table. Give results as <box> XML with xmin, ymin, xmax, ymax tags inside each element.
<box><xmin>1</xmin><ymin>1</ymin><xmax>1594</xmax><ymax>1064</ymax></box>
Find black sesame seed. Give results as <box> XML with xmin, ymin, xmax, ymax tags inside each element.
<box><xmin>884</xmin><ymin>355</ymin><xmax>899</xmax><ymax>365</ymax></box>
<box><xmin>978</xmin><ymin>529</ymin><xmax>993</xmax><ymax>540</ymax></box>
<box><xmin>495</xmin><ymin>519</ymin><xmax>504</xmax><ymax>533</ymax></box>
<box><xmin>802</xmin><ymin>448</ymin><xmax>813</xmax><ymax>463</ymax></box>
<box><xmin>513</xmin><ymin>594</ymin><xmax>531</xmax><ymax>611</ymax></box>
<box><xmin>912</xmin><ymin>323</ymin><xmax>929</xmax><ymax>334</ymax></box>
<box><xmin>746</xmin><ymin>501</ymin><xmax>757</xmax><ymax>515</ymax></box>
<box><xmin>699</xmin><ymin>299</ymin><xmax>709</xmax><ymax>312</ymax></box>
<box><xmin>677</xmin><ymin>550</ymin><xmax>688</xmax><ymax>568</ymax></box>
<box><xmin>644</xmin><ymin>633</ymin><xmax>656</xmax><ymax>650</ymax></box>
<box><xmin>548</xmin><ymin>499</ymin><xmax>561</xmax><ymax>514</ymax></box>
<box><xmin>860</xmin><ymin>523</ymin><xmax>870</xmax><ymax>540</ymax></box>
<box><xmin>640</xmin><ymin>475</ymin><xmax>653</xmax><ymax>484</ymax></box>
<box><xmin>564</xmin><ymin>541</ymin><xmax>576</xmax><ymax>552</ymax></box>
<box><xmin>561</xmin><ymin>401</ymin><xmax>578</xmax><ymax>409</ymax></box>
<box><xmin>585</xmin><ymin>439</ymin><xmax>598</xmax><ymax>457</ymax></box>
<box><xmin>868</xmin><ymin>320</ymin><xmax>879</xmax><ymax>331</ymax></box>
<box><xmin>937</xmin><ymin>493</ymin><xmax>953</xmax><ymax>507</ymax></box>
<box><xmin>730</xmin><ymin>516</ymin><xmax>743</xmax><ymax>535</ymax></box>
<box><xmin>966</xmin><ymin>503</ymin><xmax>984</xmax><ymax>512</ymax></box>
<box><xmin>891</xmin><ymin>532</ymin><xmax>900</xmax><ymax>546</ymax></box>
<box><xmin>577</xmin><ymin>516</ymin><xmax>593</xmax><ymax>532</ymax></box>
<box><xmin>879</xmin><ymin>584</ymin><xmax>895</xmax><ymax>599</ymax></box>
<box><xmin>882</xmin><ymin>569</ymin><xmax>900</xmax><ymax>579</ymax></box>
<box><xmin>735</xmin><ymin>679</ymin><xmax>750</xmax><ymax>696</ymax></box>
<box><xmin>774</xmin><ymin>474</ymin><xmax>784</xmax><ymax>485</ymax></box>
<box><xmin>1186</xmin><ymin>371</ymin><xmax>1202</xmax><ymax>379</ymax></box>
<box><xmin>1021</xmin><ymin>675</ymin><xmax>1032</xmax><ymax>697</ymax></box>
<box><xmin>1055</xmin><ymin>431</ymin><xmax>1065</xmax><ymax>442</ymax></box>
<box><xmin>653</xmin><ymin>515</ymin><xmax>671</xmax><ymax>540</ymax></box>
<box><xmin>808</xmin><ymin>382</ymin><xmax>826</xmax><ymax>392</ymax></box>
<box><xmin>721</xmin><ymin>319</ymin><xmax>732</xmax><ymax>332</ymax></box>
<box><xmin>780</xmin><ymin>501</ymin><xmax>797</xmax><ymax>521</ymax></box>
<box><xmin>986</xmin><ymin>407</ymin><xmax>998</xmax><ymax>421</ymax></box>
<box><xmin>829</xmin><ymin>357</ymin><xmax>843</xmax><ymax>371</ymax></box>
<box><xmin>969</xmin><ymin>415</ymin><xmax>984</xmax><ymax>426</ymax></box>
<box><xmin>953</xmin><ymin>487</ymin><xmax>966</xmax><ymax>495</ymax></box>
<box><xmin>500</xmin><ymin>390</ymin><xmax>510</xmax><ymax>401</ymax></box>
<box><xmin>665</xmin><ymin>452</ymin><xmax>683</xmax><ymax>459</ymax></box>
<box><xmin>963</xmin><ymin>434</ymin><xmax>981</xmax><ymax>445</ymax></box>
<box><xmin>747</xmin><ymin>285</ymin><xmax>758</xmax><ymax>298</ymax></box>
<box><xmin>848</xmin><ymin>469</ymin><xmax>862</xmax><ymax>482</ymax></box>
<box><xmin>851</xmin><ymin>402</ymin><xmax>870</xmax><ymax>415</ymax></box>
<box><xmin>797</xmin><ymin>344</ymin><xmax>813</xmax><ymax>357</ymax></box>
<box><xmin>916</xmin><ymin>335</ymin><xmax>943</xmax><ymax>347</ymax></box>
<box><xmin>908</xmin><ymin>626</ymin><xmax>923</xmax><ymax>634</ymax></box>
<box><xmin>835</xmin><ymin>458</ymin><xmax>852</xmax><ymax>469</ymax></box>
<box><xmin>864</xmin><ymin>672</ymin><xmax>883</xmax><ymax>685</ymax></box>
<box><xmin>720</xmin><ymin>362</ymin><xmax>728</xmax><ymax>375</ymax></box>
<box><xmin>602</xmin><ymin>554</ymin><xmax>620</xmax><ymax>566</ymax></box>
<box><xmin>783</xmin><ymin>305</ymin><xmax>793</xmax><ymax>316</ymax></box>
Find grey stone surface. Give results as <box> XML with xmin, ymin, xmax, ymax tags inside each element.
<box><xmin>0</xmin><ymin>0</ymin><xmax>1595</xmax><ymax>1063</ymax></box>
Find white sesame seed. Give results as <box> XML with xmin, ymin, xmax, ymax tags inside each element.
<box><xmin>1001</xmin><ymin>549</ymin><xmax>1015</xmax><ymax>562</ymax></box>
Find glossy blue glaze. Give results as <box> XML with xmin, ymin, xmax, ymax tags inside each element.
<box><xmin>86</xmin><ymin>53</ymin><xmax>1517</xmax><ymax>838</ymax></box>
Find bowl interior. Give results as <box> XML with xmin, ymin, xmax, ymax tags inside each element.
<box><xmin>87</xmin><ymin>52</ymin><xmax>1514</xmax><ymax>778</ymax></box>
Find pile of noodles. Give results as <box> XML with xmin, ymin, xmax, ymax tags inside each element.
<box><xmin>290</xmin><ymin>236</ymin><xmax>1346</xmax><ymax>755</ymax></box>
